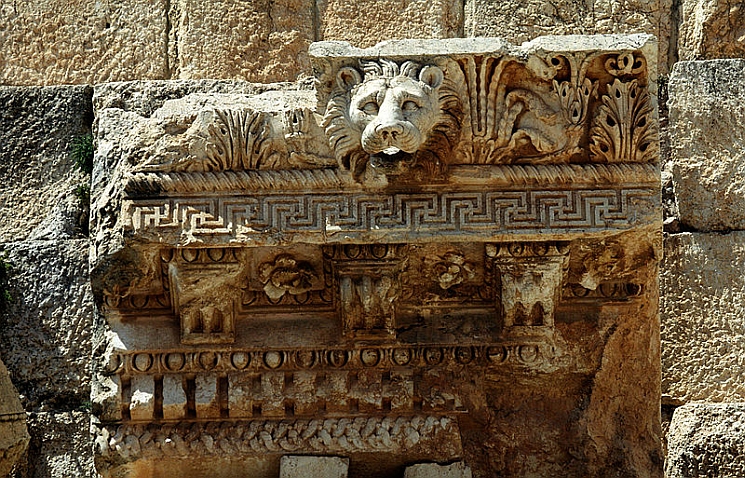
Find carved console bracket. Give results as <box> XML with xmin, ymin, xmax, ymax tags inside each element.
<box><xmin>165</xmin><ymin>248</ymin><xmax>242</xmax><ymax>344</ymax></box>
<box><xmin>325</xmin><ymin>245</ymin><xmax>405</xmax><ymax>339</ymax></box>
<box><xmin>487</xmin><ymin>242</ymin><xmax>569</xmax><ymax>333</ymax></box>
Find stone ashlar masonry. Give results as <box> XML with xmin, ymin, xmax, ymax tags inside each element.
<box><xmin>0</xmin><ymin>1</ymin><xmax>743</xmax><ymax>477</ymax></box>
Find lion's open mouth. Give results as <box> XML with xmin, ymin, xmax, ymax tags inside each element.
<box><xmin>370</xmin><ymin>148</ymin><xmax>413</xmax><ymax>170</ymax></box>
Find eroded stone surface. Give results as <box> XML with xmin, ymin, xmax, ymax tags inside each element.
<box><xmin>666</xmin><ymin>404</ymin><xmax>745</xmax><ymax>478</ymax></box>
<box><xmin>91</xmin><ymin>36</ymin><xmax>661</xmax><ymax>478</ymax></box>
<box><xmin>12</xmin><ymin>411</ymin><xmax>96</xmax><ymax>478</ymax></box>
<box><xmin>319</xmin><ymin>0</ymin><xmax>463</xmax><ymax>48</ymax></box>
<box><xmin>174</xmin><ymin>0</ymin><xmax>314</xmax><ymax>83</ymax></box>
<box><xmin>0</xmin><ymin>359</ymin><xmax>29</xmax><ymax>477</ymax></box>
<box><xmin>92</xmin><ymin>80</ymin><xmax>311</xmax><ymax>118</ymax></box>
<box><xmin>404</xmin><ymin>462</ymin><xmax>473</xmax><ymax>478</ymax></box>
<box><xmin>668</xmin><ymin>59</ymin><xmax>745</xmax><ymax>232</ymax></box>
<box><xmin>661</xmin><ymin>232</ymin><xmax>745</xmax><ymax>403</ymax></box>
<box><xmin>465</xmin><ymin>0</ymin><xmax>671</xmax><ymax>72</ymax></box>
<box><xmin>678</xmin><ymin>0</ymin><xmax>745</xmax><ymax>61</ymax></box>
<box><xmin>0</xmin><ymin>86</ymin><xmax>92</xmax><ymax>242</ymax></box>
<box><xmin>0</xmin><ymin>240</ymin><xmax>93</xmax><ymax>410</ymax></box>
<box><xmin>279</xmin><ymin>455</ymin><xmax>349</xmax><ymax>478</ymax></box>
<box><xmin>0</xmin><ymin>0</ymin><xmax>168</xmax><ymax>85</ymax></box>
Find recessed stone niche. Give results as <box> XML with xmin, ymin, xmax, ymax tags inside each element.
<box><xmin>90</xmin><ymin>35</ymin><xmax>662</xmax><ymax>478</ymax></box>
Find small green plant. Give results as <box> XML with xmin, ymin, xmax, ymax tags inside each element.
<box><xmin>70</xmin><ymin>133</ymin><xmax>94</xmax><ymax>174</ymax></box>
<box><xmin>0</xmin><ymin>252</ymin><xmax>12</xmax><ymax>313</ymax></box>
<box><xmin>74</xmin><ymin>184</ymin><xmax>91</xmax><ymax>204</ymax></box>
<box><xmin>70</xmin><ymin>133</ymin><xmax>95</xmax><ymax>236</ymax></box>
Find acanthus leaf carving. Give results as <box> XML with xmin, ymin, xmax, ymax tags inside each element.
<box><xmin>487</xmin><ymin>242</ymin><xmax>569</xmax><ymax>330</ymax></box>
<box><xmin>590</xmin><ymin>78</ymin><xmax>659</xmax><ymax>163</ymax></box>
<box><xmin>97</xmin><ymin>415</ymin><xmax>462</xmax><ymax>461</ymax></box>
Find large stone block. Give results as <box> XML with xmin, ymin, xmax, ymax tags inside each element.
<box><xmin>174</xmin><ymin>0</ymin><xmax>315</xmax><ymax>83</ymax></box>
<box><xmin>0</xmin><ymin>0</ymin><xmax>168</xmax><ymax>85</ymax></box>
<box><xmin>11</xmin><ymin>411</ymin><xmax>96</xmax><ymax>478</ymax></box>
<box><xmin>678</xmin><ymin>0</ymin><xmax>745</xmax><ymax>61</ymax></box>
<box><xmin>319</xmin><ymin>0</ymin><xmax>463</xmax><ymax>48</ymax></box>
<box><xmin>0</xmin><ymin>86</ymin><xmax>92</xmax><ymax>242</ymax></box>
<box><xmin>0</xmin><ymin>240</ymin><xmax>93</xmax><ymax>409</ymax></box>
<box><xmin>666</xmin><ymin>403</ymin><xmax>745</xmax><ymax>478</ymax></box>
<box><xmin>280</xmin><ymin>456</ymin><xmax>349</xmax><ymax>478</ymax></box>
<box><xmin>661</xmin><ymin>232</ymin><xmax>745</xmax><ymax>403</ymax></box>
<box><xmin>404</xmin><ymin>462</ymin><xmax>473</xmax><ymax>478</ymax></box>
<box><xmin>465</xmin><ymin>0</ymin><xmax>671</xmax><ymax>72</ymax></box>
<box><xmin>668</xmin><ymin>60</ymin><xmax>745</xmax><ymax>232</ymax></box>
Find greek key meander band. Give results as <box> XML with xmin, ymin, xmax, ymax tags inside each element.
<box><xmin>127</xmin><ymin>188</ymin><xmax>657</xmax><ymax>238</ymax></box>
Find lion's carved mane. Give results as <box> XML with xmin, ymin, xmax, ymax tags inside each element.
<box><xmin>322</xmin><ymin>59</ymin><xmax>463</xmax><ymax>181</ymax></box>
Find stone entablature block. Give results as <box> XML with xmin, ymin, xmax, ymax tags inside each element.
<box><xmin>91</xmin><ymin>35</ymin><xmax>661</xmax><ymax>478</ymax></box>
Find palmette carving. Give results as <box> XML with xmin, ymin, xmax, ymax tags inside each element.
<box><xmin>204</xmin><ymin>109</ymin><xmax>282</xmax><ymax>170</ymax></box>
<box><xmin>590</xmin><ymin>79</ymin><xmax>659</xmax><ymax>163</ymax></box>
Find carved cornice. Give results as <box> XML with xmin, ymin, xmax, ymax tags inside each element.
<box><xmin>92</xmin><ymin>35</ymin><xmax>662</xmax><ymax>476</ymax></box>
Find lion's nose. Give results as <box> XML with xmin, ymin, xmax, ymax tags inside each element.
<box><xmin>375</xmin><ymin>123</ymin><xmax>404</xmax><ymax>141</ymax></box>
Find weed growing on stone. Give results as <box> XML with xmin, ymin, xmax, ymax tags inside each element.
<box><xmin>74</xmin><ymin>184</ymin><xmax>91</xmax><ymax>204</ymax></box>
<box><xmin>70</xmin><ymin>133</ymin><xmax>94</xmax><ymax>174</ymax></box>
<box><xmin>70</xmin><ymin>133</ymin><xmax>95</xmax><ymax>235</ymax></box>
<box><xmin>0</xmin><ymin>252</ymin><xmax>12</xmax><ymax>313</ymax></box>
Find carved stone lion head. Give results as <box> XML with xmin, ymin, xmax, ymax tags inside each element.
<box><xmin>322</xmin><ymin>59</ymin><xmax>462</xmax><ymax>181</ymax></box>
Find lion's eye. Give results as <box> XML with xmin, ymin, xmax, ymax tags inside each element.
<box><xmin>402</xmin><ymin>100</ymin><xmax>420</xmax><ymax>112</ymax></box>
<box><xmin>361</xmin><ymin>101</ymin><xmax>379</xmax><ymax>114</ymax></box>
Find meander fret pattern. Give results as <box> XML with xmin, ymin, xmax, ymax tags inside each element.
<box><xmin>129</xmin><ymin>188</ymin><xmax>656</xmax><ymax>237</ymax></box>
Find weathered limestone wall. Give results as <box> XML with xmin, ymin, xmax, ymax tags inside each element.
<box><xmin>2</xmin><ymin>0</ymin><xmax>743</xmax><ymax>86</ymax></box>
<box><xmin>660</xmin><ymin>57</ymin><xmax>745</xmax><ymax>477</ymax></box>
<box><xmin>0</xmin><ymin>1</ymin><xmax>744</xmax><ymax>477</ymax></box>
<box><xmin>0</xmin><ymin>86</ymin><xmax>96</xmax><ymax>477</ymax></box>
